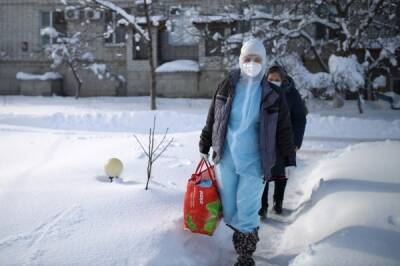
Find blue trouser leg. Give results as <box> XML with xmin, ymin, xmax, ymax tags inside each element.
<box><xmin>215</xmin><ymin>150</ymin><xmax>266</xmax><ymax>232</ymax></box>
<box><xmin>215</xmin><ymin>151</ymin><xmax>239</xmax><ymax>226</ymax></box>
<box><xmin>234</xmin><ymin>173</ymin><xmax>265</xmax><ymax>232</ymax></box>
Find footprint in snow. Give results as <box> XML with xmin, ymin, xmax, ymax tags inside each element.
<box><xmin>133</xmin><ymin>150</ymin><xmax>145</xmax><ymax>159</ymax></box>
<box><xmin>169</xmin><ymin>140</ymin><xmax>183</xmax><ymax>147</ymax></box>
<box><xmin>0</xmin><ymin>205</ymin><xmax>84</xmax><ymax>264</ymax></box>
<box><xmin>168</xmin><ymin>159</ymin><xmax>193</xmax><ymax>168</ymax></box>
<box><xmin>388</xmin><ymin>215</ymin><xmax>400</xmax><ymax>230</ymax></box>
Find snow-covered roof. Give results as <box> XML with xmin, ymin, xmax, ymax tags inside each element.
<box><xmin>16</xmin><ymin>72</ymin><xmax>62</xmax><ymax>81</ymax></box>
<box><xmin>135</xmin><ymin>0</ymin><xmax>152</xmax><ymax>4</ymax></box>
<box><xmin>135</xmin><ymin>15</ymin><xmax>167</xmax><ymax>24</ymax></box>
<box><xmin>155</xmin><ymin>60</ymin><xmax>200</xmax><ymax>73</ymax></box>
<box><xmin>192</xmin><ymin>14</ymin><xmax>242</xmax><ymax>24</ymax></box>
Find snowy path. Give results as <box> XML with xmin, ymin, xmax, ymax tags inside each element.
<box><xmin>255</xmin><ymin>148</ymin><xmax>326</xmax><ymax>265</ymax></box>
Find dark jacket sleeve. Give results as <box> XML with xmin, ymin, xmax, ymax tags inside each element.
<box><xmin>289</xmin><ymin>88</ymin><xmax>307</xmax><ymax>149</ymax></box>
<box><xmin>199</xmin><ymin>89</ymin><xmax>217</xmax><ymax>154</ymax></box>
<box><xmin>276</xmin><ymin>91</ymin><xmax>296</xmax><ymax>166</ymax></box>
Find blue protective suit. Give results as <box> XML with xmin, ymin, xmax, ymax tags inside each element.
<box><xmin>225</xmin><ymin>77</ymin><xmax>263</xmax><ymax>179</ymax></box>
<box><xmin>215</xmin><ymin>38</ymin><xmax>268</xmax><ymax>232</ymax></box>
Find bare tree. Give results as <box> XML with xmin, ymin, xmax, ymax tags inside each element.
<box><xmin>243</xmin><ymin>1</ymin><xmax>399</xmax><ymax>91</ymax></box>
<box><xmin>41</xmin><ymin>27</ymin><xmax>110</xmax><ymax>99</ymax></box>
<box><xmin>63</xmin><ymin>0</ymin><xmax>161</xmax><ymax>108</ymax></box>
<box><xmin>133</xmin><ymin>116</ymin><xmax>174</xmax><ymax>190</ymax></box>
<box><xmin>91</xmin><ymin>0</ymin><xmax>160</xmax><ymax>110</ymax></box>
<box><xmin>204</xmin><ymin>0</ymin><xmax>399</xmax><ymax>113</ymax></box>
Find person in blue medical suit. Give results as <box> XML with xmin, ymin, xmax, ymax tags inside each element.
<box><xmin>199</xmin><ymin>38</ymin><xmax>296</xmax><ymax>266</ymax></box>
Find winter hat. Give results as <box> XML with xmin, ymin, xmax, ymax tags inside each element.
<box><xmin>239</xmin><ymin>38</ymin><xmax>268</xmax><ymax>81</ymax></box>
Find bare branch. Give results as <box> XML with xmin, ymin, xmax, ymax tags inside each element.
<box><xmin>152</xmin><ymin>127</ymin><xmax>169</xmax><ymax>155</ymax></box>
<box><xmin>92</xmin><ymin>0</ymin><xmax>150</xmax><ymax>42</ymax></box>
<box><xmin>152</xmin><ymin>137</ymin><xmax>174</xmax><ymax>163</ymax></box>
<box><xmin>133</xmin><ymin>134</ymin><xmax>150</xmax><ymax>157</ymax></box>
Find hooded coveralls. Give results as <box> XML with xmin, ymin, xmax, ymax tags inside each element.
<box><xmin>215</xmin><ymin>39</ymin><xmax>268</xmax><ymax>233</ymax></box>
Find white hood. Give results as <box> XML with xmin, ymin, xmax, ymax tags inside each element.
<box><xmin>239</xmin><ymin>38</ymin><xmax>268</xmax><ymax>82</ymax></box>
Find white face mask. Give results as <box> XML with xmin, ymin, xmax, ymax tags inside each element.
<box><xmin>270</xmin><ymin>81</ymin><xmax>282</xmax><ymax>87</ymax></box>
<box><xmin>241</xmin><ymin>61</ymin><xmax>262</xmax><ymax>77</ymax></box>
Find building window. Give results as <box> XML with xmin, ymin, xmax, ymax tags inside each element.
<box><xmin>104</xmin><ymin>9</ymin><xmax>130</xmax><ymax>45</ymax></box>
<box><xmin>205</xmin><ymin>23</ymin><xmax>225</xmax><ymax>56</ymax></box>
<box><xmin>40</xmin><ymin>11</ymin><xmax>67</xmax><ymax>46</ymax></box>
<box><xmin>132</xmin><ymin>30</ymin><xmax>148</xmax><ymax>60</ymax></box>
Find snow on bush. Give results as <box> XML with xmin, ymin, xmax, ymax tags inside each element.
<box><xmin>87</xmin><ymin>63</ymin><xmax>108</xmax><ymax>80</ymax></box>
<box><xmin>40</xmin><ymin>27</ymin><xmax>59</xmax><ymax>39</ymax></box>
<box><xmin>373</xmin><ymin>75</ymin><xmax>387</xmax><ymax>89</ymax></box>
<box><xmin>276</xmin><ymin>54</ymin><xmax>334</xmax><ymax>96</ymax></box>
<box><xmin>329</xmin><ymin>55</ymin><xmax>365</xmax><ymax>92</ymax></box>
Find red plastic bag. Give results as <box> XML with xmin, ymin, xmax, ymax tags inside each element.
<box><xmin>183</xmin><ymin>158</ymin><xmax>222</xmax><ymax>236</ymax></box>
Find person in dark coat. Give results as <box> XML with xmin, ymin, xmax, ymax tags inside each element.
<box><xmin>259</xmin><ymin>64</ymin><xmax>307</xmax><ymax>217</ymax></box>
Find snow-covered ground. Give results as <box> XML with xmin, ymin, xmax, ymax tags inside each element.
<box><xmin>0</xmin><ymin>96</ymin><xmax>399</xmax><ymax>265</ymax></box>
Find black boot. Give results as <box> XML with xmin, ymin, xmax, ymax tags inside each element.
<box><xmin>258</xmin><ymin>205</ymin><xmax>268</xmax><ymax>219</ymax></box>
<box><xmin>259</xmin><ymin>181</ymin><xmax>269</xmax><ymax>217</ymax></box>
<box><xmin>258</xmin><ymin>204</ymin><xmax>268</xmax><ymax>218</ymax></box>
<box><xmin>232</xmin><ymin>228</ymin><xmax>259</xmax><ymax>266</ymax></box>
<box><xmin>273</xmin><ymin>199</ymin><xmax>283</xmax><ymax>214</ymax></box>
<box><xmin>273</xmin><ymin>179</ymin><xmax>287</xmax><ymax>214</ymax></box>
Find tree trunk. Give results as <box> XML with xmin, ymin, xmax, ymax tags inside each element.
<box><xmin>310</xmin><ymin>45</ymin><xmax>329</xmax><ymax>73</ymax></box>
<box><xmin>68</xmin><ymin>61</ymin><xmax>82</xmax><ymax>99</ymax></box>
<box><xmin>357</xmin><ymin>91</ymin><xmax>364</xmax><ymax>114</ymax></box>
<box><xmin>144</xmin><ymin>1</ymin><xmax>156</xmax><ymax>110</ymax></box>
<box><xmin>145</xmin><ymin>158</ymin><xmax>151</xmax><ymax>190</ymax></box>
<box><xmin>75</xmin><ymin>82</ymin><xmax>82</xmax><ymax>100</ymax></box>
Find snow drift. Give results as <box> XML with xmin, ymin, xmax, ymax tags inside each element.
<box><xmin>280</xmin><ymin>141</ymin><xmax>400</xmax><ymax>266</ymax></box>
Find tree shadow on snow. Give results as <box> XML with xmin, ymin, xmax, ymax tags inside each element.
<box><xmin>286</xmin><ymin>178</ymin><xmax>400</xmax><ymax>225</ymax></box>
<box><xmin>314</xmin><ymin>225</ymin><xmax>400</xmax><ymax>262</ymax></box>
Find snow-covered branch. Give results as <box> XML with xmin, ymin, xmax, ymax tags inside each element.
<box><xmin>92</xmin><ymin>0</ymin><xmax>149</xmax><ymax>42</ymax></box>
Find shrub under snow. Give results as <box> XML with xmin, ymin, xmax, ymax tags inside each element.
<box><xmin>276</xmin><ymin>54</ymin><xmax>334</xmax><ymax>97</ymax></box>
<box><xmin>329</xmin><ymin>55</ymin><xmax>365</xmax><ymax>93</ymax></box>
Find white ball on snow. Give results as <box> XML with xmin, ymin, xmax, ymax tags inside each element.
<box><xmin>104</xmin><ymin>158</ymin><xmax>123</xmax><ymax>178</ymax></box>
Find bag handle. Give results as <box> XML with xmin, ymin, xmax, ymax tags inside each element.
<box><xmin>194</xmin><ymin>158</ymin><xmax>216</xmax><ymax>182</ymax></box>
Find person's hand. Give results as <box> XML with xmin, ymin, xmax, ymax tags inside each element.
<box><xmin>200</xmin><ymin>153</ymin><xmax>209</xmax><ymax>161</ymax></box>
